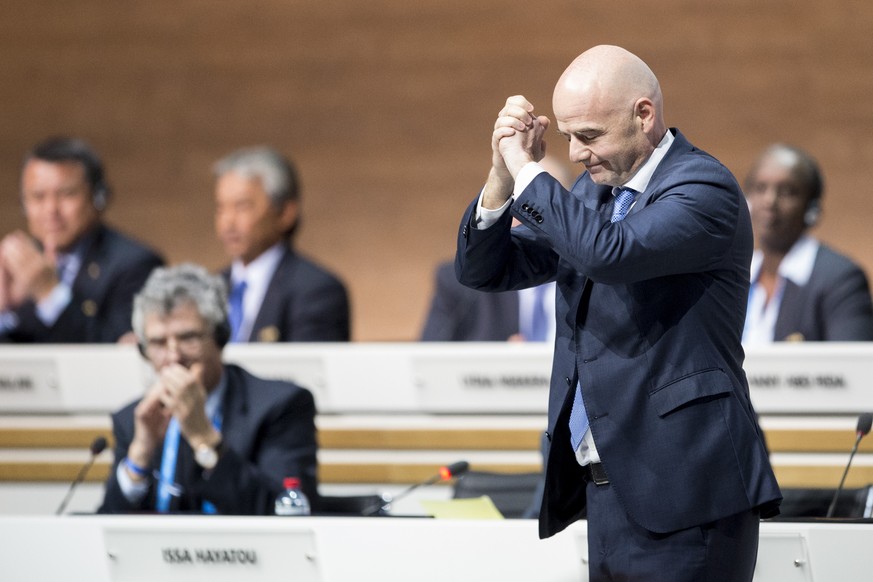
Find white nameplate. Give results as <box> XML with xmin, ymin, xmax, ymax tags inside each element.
<box><xmin>0</xmin><ymin>356</ymin><xmax>61</xmax><ymax>410</ymax></box>
<box><xmin>744</xmin><ymin>344</ymin><xmax>873</xmax><ymax>414</ymax></box>
<box><xmin>0</xmin><ymin>345</ymin><xmax>145</xmax><ymax>413</ymax></box>
<box><xmin>412</xmin><ymin>345</ymin><xmax>552</xmax><ymax>413</ymax></box>
<box><xmin>104</xmin><ymin>524</ymin><xmax>321</xmax><ymax>582</ymax></box>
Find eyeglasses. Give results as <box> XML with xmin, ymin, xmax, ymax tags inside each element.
<box><xmin>143</xmin><ymin>330</ymin><xmax>210</xmax><ymax>359</ymax></box>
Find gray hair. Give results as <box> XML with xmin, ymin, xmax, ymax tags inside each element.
<box><xmin>132</xmin><ymin>263</ymin><xmax>228</xmax><ymax>342</ymax></box>
<box><xmin>213</xmin><ymin>146</ymin><xmax>299</xmax><ymax>207</ymax></box>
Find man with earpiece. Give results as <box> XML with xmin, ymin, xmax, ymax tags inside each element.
<box><xmin>743</xmin><ymin>143</ymin><xmax>873</xmax><ymax>343</ymax></box>
<box><xmin>99</xmin><ymin>263</ymin><xmax>318</xmax><ymax>515</ymax></box>
<box><xmin>0</xmin><ymin>136</ymin><xmax>164</xmax><ymax>343</ymax></box>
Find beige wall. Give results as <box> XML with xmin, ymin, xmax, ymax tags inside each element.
<box><xmin>2</xmin><ymin>1</ymin><xmax>872</xmax><ymax>340</ymax></box>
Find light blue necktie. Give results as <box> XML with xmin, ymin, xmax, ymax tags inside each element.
<box><xmin>228</xmin><ymin>280</ymin><xmax>247</xmax><ymax>342</ymax></box>
<box><xmin>569</xmin><ymin>188</ymin><xmax>636</xmax><ymax>450</ymax></box>
<box><xmin>527</xmin><ymin>284</ymin><xmax>549</xmax><ymax>342</ymax></box>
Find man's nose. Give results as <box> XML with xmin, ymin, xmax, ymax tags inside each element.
<box><xmin>569</xmin><ymin>138</ymin><xmax>589</xmax><ymax>164</ymax></box>
<box><xmin>163</xmin><ymin>337</ymin><xmax>184</xmax><ymax>361</ymax></box>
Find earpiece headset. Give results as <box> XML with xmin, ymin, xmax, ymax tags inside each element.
<box><xmin>804</xmin><ymin>198</ymin><xmax>821</xmax><ymax>228</ymax></box>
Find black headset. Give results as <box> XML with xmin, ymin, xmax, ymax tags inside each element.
<box><xmin>804</xmin><ymin>198</ymin><xmax>821</xmax><ymax>228</ymax></box>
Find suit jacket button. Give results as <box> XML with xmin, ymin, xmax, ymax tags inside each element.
<box><xmin>81</xmin><ymin>300</ymin><xmax>97</xmax><ymax>317</ymax></box>
<box><xmin>535</xmin><ymin>216</ymin><xmax>544</xmax><ymax>223</ymax></box>
<box><xmin>462</xmin><ymin>225</ymin><xmax>468</xmax><ymax>237</ymax></box>
<box><xmin>565</xmin><ymin>377</ymin><xmax>572</xmax><ymax>385</ymax></box>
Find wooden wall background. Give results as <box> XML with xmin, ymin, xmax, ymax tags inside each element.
<box><xmin>1</xmin><ymin>1</ymin><xmax>872</xmax><ymax>341</ymax></box>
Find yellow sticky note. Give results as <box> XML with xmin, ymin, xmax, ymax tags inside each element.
<box><xmin>419</xmin><ymin>496</ymin><xmax>505</xmax><ymax>519</ymax></box>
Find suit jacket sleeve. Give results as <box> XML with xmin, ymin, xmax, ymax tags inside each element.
<box><xmin>98</xmin><ymin>403</ymin><xmax>155</xmax><ymax>514</ymax></box>
<box><xmin>458</xmin><ymin>154</ymin><xmax>742</xmax><ymax>291</ymax></box>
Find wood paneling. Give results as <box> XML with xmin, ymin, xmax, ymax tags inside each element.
<box><xmin>2</xmin><ymin>1</ymin><xmax>872</xmax><ymax>340</ymax></box>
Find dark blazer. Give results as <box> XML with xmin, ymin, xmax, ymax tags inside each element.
<box><xmin>223</xmin><ymin>244</ymin><xmax>350</xmax><ymax>342</ymax></box>
<box><xmin>99</xmin><ymin>364</ymin><xmax>319</xmax><ymax>515</ymax></box>
<box><xmin>1</xmin><ymin>225</ymin><xmax>163</xmax><ymax>343</ymax></box>
<box><xmin>774</xmin><ymin>244</ymin><xmax>873</xmax><ymax>341</ymax></box>
<box><xmin>457</xmin><ymin>130</ymin><xmax>781</xmax><ymax>538</ymax></box>
<box><xmin>420</xmin><ymin>260</ymin><xmax>519</xmax><ymax>341</ymax></box>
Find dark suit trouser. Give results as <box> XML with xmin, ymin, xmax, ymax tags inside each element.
<box><xmin>584</xmin><ymin>479</ymin><xmax>759</xmax><ymax>582</ymax></box>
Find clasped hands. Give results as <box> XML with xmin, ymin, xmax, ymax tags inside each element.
<box><xmin>128</xmin><ymin>363</ymin><xmax>219</xmax><ymax>470</ymax></box>
<box><xmin>483</xmin><ymin>95</ymin><xmax>550</xmax><ymax>209</ymax></box>
<box><xmin>0</xmin><ymin>231</ymin><xmax>61</xmax><ymax>312</ymax></box>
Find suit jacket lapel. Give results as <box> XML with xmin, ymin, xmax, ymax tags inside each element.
<box><xmin>249</xmin><ymin>246</ymin><xmax>294</xmax><ymax>342</ymax></box>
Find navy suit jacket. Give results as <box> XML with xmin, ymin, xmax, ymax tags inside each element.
<box><xmin>224</xmin><ymin>244</ymin><xmax>351</xmax><ymax>342</ymax></box>
<box><xmin>420</xmin><ymin>260</ymin><xmax>519</xmax><ymax>341</ymax></box>
<box><xmin>99</xmin><ymin>364</ymin><xmax>319</xmax><ymax>515</ymax></box>
<box><xmin>773</xmin><ymin>244</ymin><xmax>873</xmax><ymax>341</ymax></box>
<box><xmin>457</xmin><ymin>130</ymin><xmax>781</xmax><ymax>538</ymax></box>
<box><xmin>1</xmin><ymin>225</ymin><xmax>164</xmax><ymax>343</ymax></box>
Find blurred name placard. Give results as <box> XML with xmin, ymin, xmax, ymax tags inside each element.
<box><xmin>1</xmin><ymin>342</ymin><xmax>871</xmax><ymax>415</ymax></box>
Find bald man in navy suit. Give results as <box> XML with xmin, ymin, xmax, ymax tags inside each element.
<box><xmin>456</xmin><ymin>45</ymin><xmax>780</xmax><ymax>581</ymax></box>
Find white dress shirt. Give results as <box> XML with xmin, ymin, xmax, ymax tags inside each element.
<box><xmin>229</xmin><ymin>243</ymin><xmax>285</xmax><ymax>342</ymax></box>
<box><xmin>743</xmin><ymin>235</ymin><xmax>820</xmax><ymax>346</ymax></box>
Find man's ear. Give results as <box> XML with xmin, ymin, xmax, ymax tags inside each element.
<box><xmin>634</xmin><ymin>98</ymin><xmax>655</xmax><ymax>131</ymax></box>
<box><xmin>279</xmin><ymin>200</ymin><xmax>300</xmax><ymax>232</ymax></box>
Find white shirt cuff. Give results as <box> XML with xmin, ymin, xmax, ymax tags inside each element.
<box><xmin>513</xmin><ymin>161</ymin><xmax>546</xmax><ymax>197</ymax></box>
<box><xmin>473</xmin><ymin>162</ymin><xmax>546</xmax><ymax>229</ymax></box>
<box><xmin>116</xmin><ymin>460</ymin><xmax>150</xmax><ymax>503</ymax></box>
<box><xmin>474</xmin><ymin>193</ymin><xmax>513</xmax><ymax>230</ymax></box>
<box><xmin>35</xmin><ymin>283</ymin><xmax>72</xmax><ymax>326</ymax></box>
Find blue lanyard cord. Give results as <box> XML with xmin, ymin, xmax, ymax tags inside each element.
<box><xmin>156</xmin><ymin>409</ymin><xmax>224</xmax><ymax>514</ymax></box>
<box><xmin>156</xmin><ymin>418</ymin><xmax>181</xmax><ymax>513</ymax></box>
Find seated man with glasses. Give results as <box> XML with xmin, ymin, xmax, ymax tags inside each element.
<box><xmin>98</xmin><ymin>263</ymin><xmax>318</xmax><ymax>515</ymax></box>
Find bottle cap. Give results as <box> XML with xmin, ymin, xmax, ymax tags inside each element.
<box><xmin>283</xmin><ymin>477</ymin><xmax>301</xmax><ymax>489</ymax></box>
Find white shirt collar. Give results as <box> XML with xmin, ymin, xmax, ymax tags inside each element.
<box><xmin>229</xmin><ymin>243</ymin><xmax>285</xmax><ymax>341</ymax></box>
<box><xmin>749</xmin><ymin>235</ymin><xmax>820</xmax><ymax>287</ymax></box>
<box><xmin>616</xmin><ymin>129</ymin><xmax>674</xmax><ymax>196</ymax></box>
<box><xmin>230</xmin><ymin>242</ymin><xmax>284</xmax><ymax>286</ymax></box>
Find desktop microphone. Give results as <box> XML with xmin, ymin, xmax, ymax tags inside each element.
<box><xmin>363</xmin><ymin>460</ymin><xmax>470</xmax><ymax>516</ymax></box>
<box><xmin>826</xmin><ymin>413</ymin><xmax>873</xmax><ymax>518</ymax></box>
<box><xmin>55</xmin><ymin>436</ymin><xmax>108</xmax><ymax>516</ymax></box>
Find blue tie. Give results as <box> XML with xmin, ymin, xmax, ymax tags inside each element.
<box><xmin>527</xmin><ymin>284</ymin><xmax>549</xmax><ymax>342</ymax></box>
<box><xmin>569</xmin><ymin>188</ymin><xmax>636</xmax><ymax>450</ymax></box>
<box><xmin>228</xmin><ymin>280</ymin><xmax>247</xmax><ymax>342</ymax></box>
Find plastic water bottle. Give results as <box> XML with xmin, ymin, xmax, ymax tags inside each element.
<box><xmin>274</xmin><ymin>477</ymin><xmax>311</xmax><ymax>516</ymax></box>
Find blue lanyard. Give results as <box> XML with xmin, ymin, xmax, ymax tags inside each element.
<box><xmin>156</xmin><ymin>409</ymin><xmax>223</xmax><ymax>514</ymax></box>
<box><xmin>156</xmin><ymin>418</ymin><xmax>181</xmax><ymax>513</ymax></box>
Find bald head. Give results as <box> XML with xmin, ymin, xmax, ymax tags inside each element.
<box><xmin>552</xmin><ymin>45</ymin><xmax>667</xmax><ymax>186</ymax></box>
<box><xmin>555</xmin><ymin>45</ymin><xmax>663</xmax><ymax>127</ymax></box>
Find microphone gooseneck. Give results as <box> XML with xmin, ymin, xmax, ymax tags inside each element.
<box><xmin>826</xmin><ymin>413</ymin><xmax>873</xmax><ymax>518</ymax></box>
<box><xmin>363</xmin><ymin>460</ymin><xmax>470</xmax><ymax>517</ymax></box>
<box><xmin>55</xmin><ymin>436</ymin><xmax>108</xmax><ymax>516</ymax></box>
